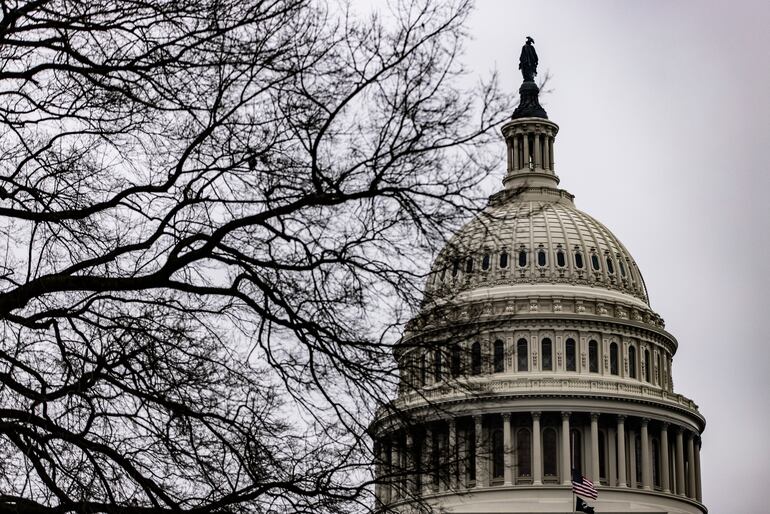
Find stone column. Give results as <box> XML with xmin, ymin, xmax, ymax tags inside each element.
<box><xmin>474</xmin><ymin>414</ymin><xmax>484</xmax><ymax>488</ymax></box>
<box><xmin>378</xmin><ymin>440</ymin><xmax>390</xmax><ymax>504</ymax></box>
<box><xmin>628</xmin><ymin>428</ymin><xmax>637</xmax><ymax>488</ymax></box>
<box><xmin>512</xmin><ymin>134</ymin><xmax>520</xmax><ymax>171</ymax></box>
<box><xmin>423</xmin><ymin>427</ymin><xmax>434</xmax><ymax>495</ymax></box>
<box><xmin>608</xmin><ymin>428</ymin><xmax>617</xmax><ymax>487</ymax></box>
<box><xmin>641</xmin><ymin>418</ymin><xmax>651</xmax><ymax>490</ymax></box>
<box><xmin>548</xmin><ymin>137</ymin><xmax>554</xmax><ymax>171</ymax></box>
<box><xmin>405</xmin><ymin>432</ymin><xmax>416</xmax><ymax>494</ymax></box>
<box><xmin>661</xmin><ymin>423</ymin><xmax>671</xmax><ymax>493</ymax></box>
<box><xmin>534</xmin><ymin>133</ymin><xmax>542</xmax><ymax>169</ymax></box>
<box><xmin>374</xmin><ymin>441</ymin><xmax>381</xmax><ymax>504</ymax></box>
<box><xmin>522</xmin><ymin>133</ymin><xmax>530</xmax><ymax>170</ymax></box>
<box><xmin>616</xmin><ymin>416</ymin><xmax>627</xmax><ymax>487</ymax></box>
<box><xmin>532</xmin><ymin>412</ymin><xmax>543</xmax><ymax>485</ymax></box>
<box><xmin>590</xmin><ymin>413</ymin><xmax>600</xmax><ymax>483</ymax></box>
<box><xmin>695</xmin><ymin>438</ymin><xmax>703</xmax><ymax>502</ymax></box>
<box><xmin>561</xmin><ymin>412</ymin><xmax>571</xmax><ymax>485</ymax></box>
<box><xmin>449</xmin><ymin>418</ymin><xmax>458</xmax><ymax>490</ymax></box>
<box><xmin>687</xmin><ymin>433</ymin><xmax>696</xmax><ymax>499</ymax></box>
<box><xmin>458</xmin><ymin>424</ymin><xmax>467</xmax><ymax>489</ymax></box>
<box><xmin>391</xmin><ymin>438</ymin><xmax>402</xmax><ymax>499</ymax></box>
<box><xmin>503</xmin><ymin>413</ymin><xmax>513</xmax><ymax>485</ymax></box>
<box><xmin>437</xmin><ymin>428</ymin><xmax>447</xmax><ymax>492</ymax></box>
<box><xmin>543</xmin><ymin>133</ymin><xmax>551</xmax><ymax>173</ymax></box>
<box><xmin>675</xmin><ymin>428</ymin><xmax>685</xmax><ymax>496</ymax></box>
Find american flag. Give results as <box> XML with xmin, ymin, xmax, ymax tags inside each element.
<box><xmin>571</xmin><ymin>468</ymin><xmax>598</xmax><ymax>499</ymax></box>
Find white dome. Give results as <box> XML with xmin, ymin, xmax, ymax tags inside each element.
<box><xmin>427</xmin><ymin>194</ymin><xmax>649</xmax><ymax>306</ymax></box>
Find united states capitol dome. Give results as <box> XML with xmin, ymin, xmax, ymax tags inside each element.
<box><xmin>372</xmin><ymin>39</ymin><xmax>704</xmax><ymax>514</ymax></box>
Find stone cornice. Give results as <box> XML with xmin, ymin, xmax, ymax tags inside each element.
<box><xmin>372</xmin><ymin>377</ymin><xmax>704</xmax><ymax>432</ymax></box>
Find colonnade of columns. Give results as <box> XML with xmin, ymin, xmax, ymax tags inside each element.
<box><xmin>374</xmin><ymin>411</ymin><xmax>702</xmax><ymax>507</ymax></box>
<box><xmin>506</xmin><ymin>130</ymin><xmax>555</xmax><ymax>172</ymax></box>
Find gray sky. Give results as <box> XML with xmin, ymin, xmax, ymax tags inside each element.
<box><xmin>464</xmin><ymin>0</ymin><xmax>770</xmax><ymax>510</ymax></box>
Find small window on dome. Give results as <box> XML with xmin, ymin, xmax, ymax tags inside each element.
<box><xmin>451</xmin><ymin>344</ymin><xmax>462</xmax><ymax>377</ymax></box>
<box><xmin>591</xmin><ymin>254</ymin><xmax>600</xmax><ymax>271</ymax></box>
<box><xmin>500</xmin><ymin>251</ymin><xmax>509</xmax><ymax>269</ymax></box>
<box><xmin>556</xmin><ymin>249</ymin><xmax>566</xmax><ymax>267</ymax></box>
<box><xmin>606</xmin><ymin>256</ymin><xmax>614</xmax><ymax>274</ymax></box>
<box><xmin>537</xmin><ymin>249</ymin><xmax>547</xmax><ymax>267</ymax></box>
<box><xmin>518</xmin><ymin>249</ymin><xmax>527</xmax><ymax>268</ymax></box>
<box><xmin>589</xmin><ymin>340</ymin><xmax>599</xmax><ymax>373</ymax></box>
<box><xmin>517</xmin><ymin>339</ymin><xmax>528</xmax><ymax>372</ymax></box>
<box><xmin>574</xmin><ymin>251</ymin><xmax>584</xmax><ymax>269</ymax></box>
<box><xmin>542</xmin><ymin>338</ymin><xmax>553</xmax><ymax>371</ymax></box>
<box><xmin>493</xmin><ymin>340</ymin><xmax>505</xmax><ymax>373</ymax></box>
<box><xmin>465</xmin><ymin>257</ymin><xmax>474</xmax><ymax>274</ymax></box>
<box><xmin>471</xmin><ymin>342</ymin><xmax>482</xmax><ymax>376</ymax></box>
<box><xmin>452</xmin><ymin>259</ymin><xmax>460</xmax><ymax>277</ymax></box>
<box><xmin>619</xmin><ymin>259</ymin><xmax>627</xmax><ymax>278</ymax></box>
<box><xmin>565</xmin><ymin>338</ymin><xmax>577</xmax><ymax>372</ymax></box>
<box><xmin>629</xmin><ymin>345</ymin><xmax>637</xmax><ymax>379</ymax></box>
<box><xmin>482</xmin><ymin>254</ymin><xmax>490</xmax><ymax>271</ymax></box>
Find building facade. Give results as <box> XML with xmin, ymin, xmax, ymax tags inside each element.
<box><xmin>371</xmin><ymin>57</ymin><xmax>706</xmax><ymax>514</ymax></box>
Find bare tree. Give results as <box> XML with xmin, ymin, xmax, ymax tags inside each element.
<box><xmin>0</xmin><ymin>0</ymin><xmax>512</xmax><ymax>512</ymax></box>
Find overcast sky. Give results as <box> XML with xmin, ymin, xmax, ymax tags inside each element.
<box><xmin>461</xmin><ymin>0</ymin><xmax>769</xmax><ymax>511</ymax></box>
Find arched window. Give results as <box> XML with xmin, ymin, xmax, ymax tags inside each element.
<box><xmin>598</xmin><ymin>430</ymin><xmax>607</xmax><ymax>482</ymax></box>
<box><xmin>574</xmin><ymin>250</ymin><xmax>584</xmax><ymax>269</ymax></box>
<box><xmin>566</xmin><ymin>338</ymin><xmax>577</xmax><ymax>372</ymax></box>
<box><xmin>493</xmin><ymin>340</ymin><xmax>505</xmax><ymax>373</ymax></box>
<box><xmin>644</xmin><ymin>349</ymin><xmax>651</xmax><ymax>382</ymax></box>
<box><xmin>542</xmin><ymin>338</ymin><xmax>553</xmax><ymax>371</ymax></box>
<box><xmin>516</xmin><ymin>428</ymin><xmax>531</xmax><ymax>477</ymax></box>
<box><xmin>420</xmin><ymin>353</ymin><xmax>427</xmax><ymax>386</ymax></box>
<box><xmin>499</xmin><ymin>251</ymin><xmax>509</xmax><ymax>269</ymax></box>
<box><xmin>470</xmin><ymin>342</ymin><xmax>482</xmax><ymax>376</ymax></box>
<box><xmin>606</xmin><ymin>256</ymin><xmax>615</xmax><ymax>274</ymax></box>
<box><xmin>543</xmin><ymin>428</ymin><xmax>558</xmax><ymax>477</ymax></box>
<box><xmin>434</xmin><ymin>349</ymin><xmax>442</xmax><ymax>382</ymax></box>
<box><xmin>465</xmin><ymin>256</ymin><xmax>474</xmax><ymax>274</ymax></box>
<box><xmin>537</xmin><ymin>249</ymin><xmax>547</xmax><ymax>266</ymax></box>
<box><xmin>589</xmin><ymin>340</ymin><xmax>599</xmax><ymax>373</ymax></box>
<box><xmin>482</xmin><ymin>254</ymin><xmax>490</xmax><ymax>271</ymax></box>
<box><xmin>452</xmin><ymin>258</ymin><xmax>459</xmax><ymax>277</ymax></box>
<box><xmin>655</xmin><ymin>353</ymin><xmax>661</xmax><ymax>385</ymax></box>
<box><xmin>591</xmin><ymin>253</ymin><xmax>601</xmax><ymax>271</ymax></box>
<box><xmin>517</xmin><ymin>339</ymin><xmax>528</xmax><ymax>372</ymax></box>
<box><xmin>556</xmin><ymin>248</ymin><xmax>566</xmax><ymax>267</ymax></box>
<box><xmin>629</xmin><ymin>345</ymin><xmax>637</xmax><ymax>379</ymax></box>
<box><xmin>610</xmin><ymin>342</ymin><xmax>619</xmax><ymax>375</ymax></box>
<box><xmin>451</xmin><ymin>344</ymin><xmax>462</xmax><ymax>378</ymax></box>
<box><xmin>492</xmin><ymin>424</ymin><xmax>504</xmax><ymax>479</ymax></box>
<box><xmin>518</xmin><ymin>249</ymin><xmax>527</xmax><ymax>268</ymax></box>
<box><xmin>619</xmin><ymin>258</ymin><xmax>627</xmax><ymax>278</ymax></box>
<box><xmin>570</xmin><ymin>429</ymin><xmax>583</xmax><ymax>471</ymax></box>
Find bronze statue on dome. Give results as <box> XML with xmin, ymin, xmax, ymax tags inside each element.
<box><xmin>512</xmin><ymin>36</ymin><xmax>547</xmax><ymax>119</ymax></box>
<box><xmin>519</xmin><ymin>36</ymin><xmax>538</xmax><ymax>82</ymax></box>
